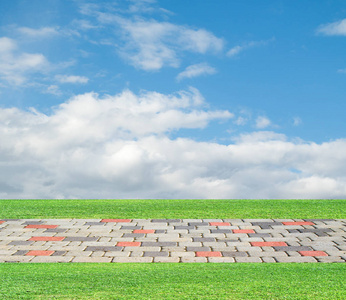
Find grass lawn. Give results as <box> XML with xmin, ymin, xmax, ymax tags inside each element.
<box><xmin>1</xmin><ymin>199</ymin><xmax>346</xmax><ymax>219</ymax></box>
<box><xmin>0</xmin><ymin>199</ymin><xmax>345</xmax><ymax>300</ymax></box>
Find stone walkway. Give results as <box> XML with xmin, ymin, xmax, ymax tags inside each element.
<box><xmin>0</xmin><ymin>219</ymin><xmax>345</xmax><ymax>263</ymax></box>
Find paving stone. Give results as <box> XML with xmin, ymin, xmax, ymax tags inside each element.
<box><xmin>151</xmin><ymin>219</ymin><xmax>181</xmax><ymax>223</ymax></box>
<box><xmin>208</xmin><ymin>257</ymin><xmax>235</xmax><ymax>263</ymax></box>
<box><xmin>234</xmin><ymin>257</ymin><xmax>262</xmax><ymax>262</ymax></box>
<box><xmin>154</xmin><ymin>257</ymin><xmax>180</xmax><ymax>262</ymax></box>
<box><xmin>275</xmin><ymin>256</ymin><xmax>318</xmax><ymax>262</ymax></box>
<box><xmin>193</xmin><ymin>237</ymin><xmax>216</xmax><ymax>242</ymax></box>
<box><xmin>8</xmin><ymin>241</ymin><xmax>33</xmax><ymax>245</ymax></box>
<box><xmin>170</xmin><ymin>251</ymin><xmax>195</xmax><ymax>257</ymax></box>
<box><xmin>222</xmin><ymin>251</ymin><xmax>247</xmax><ymax>257</ymax></box>
<box><xmin>112</xmin><ymin>257</ymin><xmax>153</xmax><ymax>262</ymax></box>
<box><xmin>72</xmin><ymin>257</ymin><xmax>112</xmax><ymax>262</ymax></box>
<box><xmin>262</xmin><ymin>257</ymin><xmax>276</xmax><ymax>263</ymax></box>
<box><xmin>1</xmin><ymin>218</ymin><xmax>344</xmax><ymax>263</ymax></box>
<box><xmin>85</xmin><ymin>246</ymin><xmax>122</xmax><ymax>252</ymax></box>
<box><xmin>141</xmin><ymin>242</ymin><xmax>177</xmax><ymax>247</ymax></box>
<box><xmin>12</xmin><ymin>250</ymin><xmax>29</xmax><ymax>256</ymax></box>
<box><xmin>143</xmin><ymin>251</ymin><xmax>169</xmax><ymax>257</ymax></box>
<box><xmin>181</xmin><ymin>257</ymin><xmax>207</xmax><ymax>262</ymax></box>
<box><xmin>186</xmin><ymin>246</ymin><xmax>210</xmax><ymax>252</ymax></box>
<box><xmin>273</xmin><ymin>246</ymin><xmax>312</xmax><ymax>251</ymax></box>
<box><xmin>30</xmin><ymin>256</ymin><xmax>73</xmax><ymax>263</ymax></box>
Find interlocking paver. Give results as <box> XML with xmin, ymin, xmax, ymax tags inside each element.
<box><xmin>0</xmin><ymin>219</ymin><xmax>344</xmax><ymax>263</ymax></box>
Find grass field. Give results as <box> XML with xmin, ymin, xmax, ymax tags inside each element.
<box><xmin>2</xmin><ymin>199</ymin><xmax>346</xmax><ymax>219</ymax></box>
<box><xmin>0</xmin><ymin>199</ymin><xmax>345</xmax><ymax>300</ymax></box>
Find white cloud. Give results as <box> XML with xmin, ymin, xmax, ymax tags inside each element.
<box><xmin>97</xmin><ymin>15</ymin><xmax>223</xmax><ymax>70</ymax></box>
<box><xmin>17</xmin><ymin>27</ymin><xmax>59</xmax><ymax>38</ymax></box>
<box><xmin>337</xmin><ymin>68</ymin><xmax>346</xmax><ymax>73</ymax></box>
<box><xmin>255</xmin><ymin>116</ymin><xmax>271</xmax><ymax>129</ymax></box>
<box><xmin>227</xmin><ymin>39</ymin><xmax>273</xmax><ymax>57</ymax></box>
<box><xmin>45</xmin><ymin>85</ymin><xmax>62</xmax><ymax>96</ymax></box>
<box><xmin>55</xmin><ymin>75</ymin><xmax>89</xmax><ymax>84</ymax></box>
<box><xmin>0</xmin><ymin>37</ymin><xmax>48</xmax><ymax>85</ymax></box>
<box><xmin>0</xmin><ymin>89</ymin><xmax>346</xmax><ymax>199</ymax></box>
<box><xmin>176</xmin><ymin>63</ymin><xmax>216</xmax><ymax>81</ymax></box>
<box><xmin>317</xmin><ymin>19</ymin><xmax>346</xmax><ymax>36</ymax></box>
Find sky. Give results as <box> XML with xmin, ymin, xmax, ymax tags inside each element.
<box><xmin>0</xmin><ymin>0</ymin><xmax>346</xmax><ymax>199</ymax></box>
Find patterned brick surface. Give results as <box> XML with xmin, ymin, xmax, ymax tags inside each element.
<box><xmin>0</xmin><ymin>219</ymin><xmax>345</xmax><ymax>263</ymax></box>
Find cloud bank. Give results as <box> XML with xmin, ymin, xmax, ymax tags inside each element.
<box><xmin>1</xmin><ymin>88</ymin><xmax>346</xmax><ymax>199</ymax></box>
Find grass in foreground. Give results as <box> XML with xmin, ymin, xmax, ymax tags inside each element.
<box><xmin>1</xmin><ymin>199</ymin><xmax>345</xmax><ymax>219</ymax></box>
<box><xmin>1</xmin><ymin>199</ymin><xmax>345</xmax><ymax>299</ymax></box>
<box><xmin>1</xmin><ymin>263</ymin><xmax>345</xmax><ymax>300</ymax></box>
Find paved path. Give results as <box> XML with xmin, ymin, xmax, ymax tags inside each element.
<box><xmin>0</xmin><ymin>219</ymin><xmax>345</xmax><ymax>263</ymax></box>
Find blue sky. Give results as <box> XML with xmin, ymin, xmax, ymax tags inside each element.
<box><xmin>0</xmin><ymin>0</ymin><xmax>346</xmax><ymax>199</ymax></box>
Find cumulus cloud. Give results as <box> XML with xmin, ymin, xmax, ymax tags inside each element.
<box><xmin>55</xmin><ymin>75</ymin><xmax>89</xmax><ymax>84</ymax></box>
<box><xmin>0</xmin><ymin>89</ymin><xmax>346</xmax><ymax>199</ymax></box>
<box><xmin>317</xmin><ymin>19</ymin><xmax>346</xmax><ymax>36</ymax></box>
<box><xmin>176</xmin><ymin>63</ymin><xmax>216</xmax><ymax>81</ymax></box>
<box><xmin>0</xmin><ymin>37</ymin><xmax>48</xmax><ymax>85</ymax></box>
<box><xmin>255</xmin><ymin>116</ymin><xmax>271</xmax><ymax>129</ymax></box>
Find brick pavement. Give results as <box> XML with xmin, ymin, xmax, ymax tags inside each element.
<box><xmin>0</xmin><ymin>218</ymin><xmax>345</xmax><ymax>263</ymax></box>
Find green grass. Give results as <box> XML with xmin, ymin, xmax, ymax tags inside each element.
<box><xmin>1</xmin><ymin>263</ymin><xmax>345</xmax><ymax>300</ymax></box>
<box><xmin>1</xmin><ymin>199</ymin><xmax>345</xmax><ymax>219</ymax></box>
<box><xmin>1</xmin><ymin>199</ymin><xmax>345</xmax><ymax>299</ymax></box>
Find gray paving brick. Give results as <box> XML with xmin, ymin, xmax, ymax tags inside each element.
<box><xmin>84</xmin><ymin>222</ymin><xmax>104</xmax><ymax>226</ymax></box>
<box><xmin>210</xmin><ymin>229</ymin><xmax>232</xmax><ymax>234</ymax></box>
<box><xmin>8</xmin><ymin>241</ymin><xmax>34</xmax><ymax>245</ymax></box>
<box><xmin>193</xmin><ymin>237</ymin><xmax>216</xmax><ymax>242</ymax></box>
<box><xmin>12</xmin><ymin>250</ymin><xmax>28</xmax><ymax>255</ymax></box>
<box><xmin>64</xmin><ymin>236</ymin><xmax>99</xmax><ymax>241</ymax></box>
<box><xmin>141</xmin><ymin>242</ymin><xmax>177</xmax><ymax>247</ymax></box>
<box><xmin>186</xmin><ymin>246</ymin><xmax>210</xmax><ymax>252</ymax></box>
<box><xmin>85</xmin><ymin>246</ymin><xmax>122</xmax><ymax>252</ymax></box>
<box><xmin>273</xmin><ymin>246</ymin><xmax>312</xmax><ymax>251</ymax></box>
<box><xmin>222</xmin><ymin>251</ymin><xmax>247</xmax><ymax>257</ymax></box>
<box><xmin>143</xmin><ymin>251</ymin><xmax>169</xmax><ymax>257</ymax></box>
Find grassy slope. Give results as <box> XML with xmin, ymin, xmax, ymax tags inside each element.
<box><xmin>1</xmin><ymin>199</ymin><xmax>345</xmax><ymax>299</ymax></box>
<box><xmin>1</xmin><ymin>199</ymin><xmax>345</xmax><ymax>219</ymax></box>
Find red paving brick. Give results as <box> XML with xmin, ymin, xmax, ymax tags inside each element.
<box><xmin>26</xmin><ymin>250</ymin><xmax>55</xmax><ymax>256</ymax></box>
<box><xmin>29</xmin><ymin>236</ymin><xmax>65</xmax><ymax>241</ymax></box>
<box><xmin>232</xmin><ymin>229</ymin><xmax>255</xmax><ymax>233</ymax></box>
<box><xmin>25</xmin><ymin>225</ymin><xmax>58</xmax><ymax>229</ymax></box>
<box><xmin>299</xmin><ymin>251</ymin><xmax>328</xmax><ymax>256</ymax></box>
<box><xmin>209</xmin><ymin>222</ymin><xmax>231</xmax><ymax>226</ymax></box>
<box><xmin>196</xmin><ymin>251</ymin><xmax>222</xmax><ymax>257</ymax></box>
<box><xmin>282</xmin><ymin>222</ymin><xmax>315</xmax><ymax>225</ymax></box>
<box><xmin>117</xmin><ymin>241</ymin><xmax>141</xmax><ymax>247</ymax></box>
<box><xmin>133</xmin><ymin>229</ymin><xmax>155</xmax><ymax>234</ymax></box>
<box><xmin>101</xmin><ymin>219</ymin><xmax>131</xmax><ymax>223</ymax></box>
<box><xmin>251</xmin><ymin>242</ymin><xmax>288</xmax><ymax>247</ymax></box>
